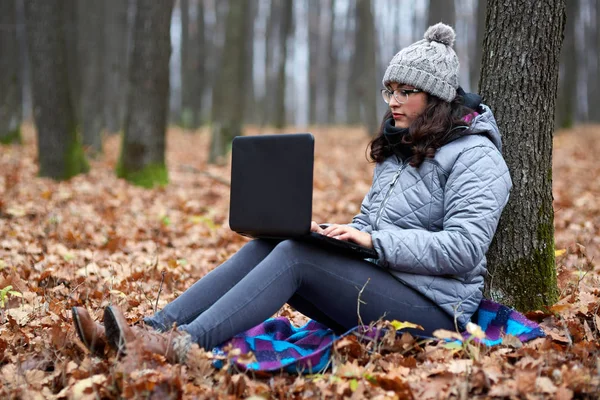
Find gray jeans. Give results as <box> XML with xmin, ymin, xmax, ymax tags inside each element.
<box><xmin>144</xmin><ymin>239</ymin><xmax>454</xmax><ymax>350</ymax></box>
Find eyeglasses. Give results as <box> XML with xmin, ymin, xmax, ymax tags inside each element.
<box><xmin>381</xmin><ymin>88</ymin><xmax>423</xmax><ymax>104</ymax></box>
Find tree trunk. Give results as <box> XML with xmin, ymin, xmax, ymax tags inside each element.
<box><xmin>272</xmin><ymin>0</ymin><xmax>293</xmax><ymax>129</ymax></box>
<box><xmin>0</xmin><ymin>0</ymin><xmax>22</xmax><ymax>144</ymax></box>
<box><xmin>104</xmin><ymin>0</ymin><xmax>130</xmax><ymax>134</ymax></box>
<box><xmin>586</xmin><ymin>0</ymin><xmax>600</xmax><ymax>122</ymax></box>
<box><xmin>556</xmin><ymin>0</ymin><xmax>578</xmax><ymax>129</ymax></box>
<box><xmin>261</xmin><ymin>0</ymin><xmax>278</xmax><ymax>127</ymax></box>
<box><xmin>25</xmin><ymin>0</ymin><xmax>89</xmax><ymax>180</ymax></box>
<box><xmin>63</xmin><ymin>0</ymin><xmax>81</xmax><ymax>122</ymax></box>
<box><xmin>79</xmin><ymin>0</ymin><xmax>105</xmax><ymax>154</ymax></box>
<box><xmin>480</xmin><ymin>0</ymin><xmax>564</xmax><ymax>311</ymax></box>
<box><xmin>180</xmin><ymin>0</ymin><xmax>193</xmax><ymax>128</ymax></box>
<box><xmin>469</xmin><ymin>0</ymin><xmax>486</xmax><ymax>92</ymax></box>
<box><xmin>243</xmin><ymin>0</ymin><xmax>257</xmax><ymax>125</ymax></box>
<box><xmin>307</xmin><ymin>0</ymin><xmax>319</xmax><ymax>125</ymax></box>
<box><xmin>117</xmin><ymin>0</ymin><xmax>174</xmax><ymax>188</ymax></box>
<box><xmin>350</xmin><ymin>0</ymin><xmax>378</xmax><ymax>134</ymax></box>
<box><xmin>427</xmin><ymin>0</ymin><xmax>456</xmax><ymax>27</ymax></box>
<box><xmin>326</xmin><ymin>0</ymin><xmax>338</xmax><ymax>124</ymax></box>
<box><xmin>209</xmin><ymin>1</ymin><xmax>250</xmax><ymax>163</ymax></box>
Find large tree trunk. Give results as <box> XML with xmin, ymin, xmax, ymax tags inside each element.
<box><xmin>556</xmin><ymin>0</ymin><xmax>578</xmax><ymax>129</ymax></box>
<box><xmin>272</xmin><ymin>0</ymin><xmax>293</xmax><ymax>129</ymax></box>
<box><xmin>104</xmin><ymin>0</ymin><xmax>130</xmax><ymax>134</ymax></box>
<box><xmin>79</xmin><ymin>0</ymin><xmax>105</xmax><ymax>154</ymax></box>
<box><xmin>480</xmin><ymin>0</ymin><xmax>565</xmax><ymax>311</ymax></box>
<box><xmin>117</xmin><ymin>0</ymin><xmax>174</xmax><ymax>188</ymax></box>
<box><xmin>25</xmin><ymin>0</ymin><xmax>88</xmax><ymax>180</ymax></box>
<box><xmin>63</xmin><ymin>0</ymin><xmax>81</xmax><ymax>121</ymax></box>
<box><xmin>427</xmin><ymin>0</ymin><xmax>456</xmax><ymax>27</ymax></box>
<box><xmin>0</xmin><ymin>0</ymin><xmax>22</xmax><ymax>144</ymax></box>
<box><xmin>209</xmin><ymin>1</ymin><xmax>250</xmax><ymax>163</ymax></box>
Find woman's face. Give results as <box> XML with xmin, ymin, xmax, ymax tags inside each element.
<box><xmin>387</xmin><ymin>82</ymin><xmax>428</xmax><ymax>128</ymax></box>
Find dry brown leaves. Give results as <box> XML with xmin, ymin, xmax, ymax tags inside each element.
<box><xmin>0</xmin><ymin>124</ymin><xmax>599</xmax><ymax>398</ymax></box>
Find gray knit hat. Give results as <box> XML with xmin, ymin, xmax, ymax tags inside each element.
<box><xmin>383</xmin><ymin>23</ymin><xmax>459</xmax><ymax>102</ymax></box>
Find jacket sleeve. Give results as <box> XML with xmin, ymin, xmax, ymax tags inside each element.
<box><xmin>346</xmin><ymin>165</ymin><xmax>381</xmax><ymax>233</ymax></box>
<box><xmin>371</xmin><ymin>145</ymin><xmax>512</xmax><ymax>275</ymax></box>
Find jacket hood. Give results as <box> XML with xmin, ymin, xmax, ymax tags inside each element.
<box><xmin>464</xmin><ymin>104</ymin><xmax>503</xmax><ymax>153</ymax></box>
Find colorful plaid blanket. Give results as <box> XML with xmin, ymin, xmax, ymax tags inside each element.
<box><xmin>213</xmin><ymin>299</ymin><xmax>544</xmax><ymax>373</ymax></box>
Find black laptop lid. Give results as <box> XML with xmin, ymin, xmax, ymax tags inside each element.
<box><xmin>229</xmin><ymin>133</ymin><xmax>314</xmax><ymax>238</ymax></box>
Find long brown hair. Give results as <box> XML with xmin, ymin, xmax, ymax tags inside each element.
<box><xmin>368</xmin><ymin>94</ymin><xmax>474</xmax><ymax>168</ymax></box>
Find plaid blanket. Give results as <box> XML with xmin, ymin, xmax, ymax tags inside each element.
<box><xmin>213</xmin><ymin>299</ymin><xmax>544</xmax><ymax>373</ymax></box>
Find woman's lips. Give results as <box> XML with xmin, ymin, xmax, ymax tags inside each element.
<box><xmin>393</xmin><ymin>113</ymin><xmax>404</xmax><ymax>119</ymax></box>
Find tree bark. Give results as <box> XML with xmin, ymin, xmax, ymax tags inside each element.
<box><xmin>104</xmin><ymin>0</ymin><xmax>130</xmax><ymax>134</ymax></box>
<box><xmin>209</xmin><ymin>1</ymin><xmax>250</xmax><ymax>163</ymax></box>
<box><xmin>25</xmin><ymin>0</ymin><xmax>89</xmax><ymax>180</ymax></box>
<box><xmin>427</xmin><ymin>0</ymin><xmax>456</xmax><ymax>27</ymax></box>
<box><xmin>117</xmin><ymin>0</ymin><xmax>174</xmax><ymax>187</ymax></box>
<box><xmin>480</xmin><ymin>0</ymin><xmax>564</xmax><ymax>311</ymax></box>
<box><xmin>556</xmin><ymin>0</ymin><xmax>578</xmax><ymax>129</ymax></box>
<box><xmin>63</xmin><ymin>0</ymin><xmax>81</xmax><ymax>121</ymax></box>
<box><xmin>272</xmin><ymin>0</ymin><xmax>293</xmax><ymax>129</ymax></box>
<box><xmin>0</xmin><ymin>0</ymin><xmax>22</xmax><ymax>144</ymax></box>
<box><xmin>79</xmin><ymin>0</ymin><xmax>105</xmax><ymax>154</ymax></box>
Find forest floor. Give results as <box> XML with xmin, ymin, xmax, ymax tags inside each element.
<box><xmin>1</xmin><ymin>124</ymin><xmax>599</xmax><ymax>399</ymax></box>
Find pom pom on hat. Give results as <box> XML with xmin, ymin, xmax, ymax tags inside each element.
<box><xmin>424</xmin><ymin>23</ymin><xmax>456</xmax><ymax>47</ymax></box>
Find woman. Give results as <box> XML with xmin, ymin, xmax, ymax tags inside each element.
<box><xmin>72</xmin><ymin>23</ymin><xmax>511</xmax><ymax>364</ymax></box>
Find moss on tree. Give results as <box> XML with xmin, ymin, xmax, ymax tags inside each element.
<box><xmin>116</xmin><ymin>161</ymin><xmax>168</xmax><ymax>189</ymax></box>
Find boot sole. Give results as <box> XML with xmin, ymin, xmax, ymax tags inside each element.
<box><xmin>103</xmin><ymin>306</ymin><xmax>126</xmax><ymax>355</ymax></box>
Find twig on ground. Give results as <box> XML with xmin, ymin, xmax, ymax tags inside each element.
<box><xmin>154</xmin><ymin>271</ymin><xmax>166</xmax><ymax>314</ymax></box>
<box><xmin>356</xmin><ymin>278</ymin><xmax>370</xmax><ymax>328</ymax></box>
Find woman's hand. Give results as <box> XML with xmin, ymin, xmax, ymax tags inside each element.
<box><xmin>310</xmin><ymin>221</ymin><xmax>325</xmax><ymax>234</ymax></box>
<box><xmin>321</xmin><ymin>224</ymin><xmax>373</xmax><ymax>249</ymax></box>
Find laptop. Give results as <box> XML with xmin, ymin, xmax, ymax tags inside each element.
<box><xmin>229</xmin><ymin>133</ymin><xmax>378</xmax><ymax>259</ymax></box>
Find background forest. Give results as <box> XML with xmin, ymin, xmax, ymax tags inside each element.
<box><xmin>2</xmin><ymin>0</ymin><xmax>600</xmax><ymax>398</ymax></box>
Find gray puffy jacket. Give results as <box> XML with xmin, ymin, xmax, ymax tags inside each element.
<box><xmin>349</xmin><ymin>105</ymin><xmax>512</xmax><ymax>328</ymax></box>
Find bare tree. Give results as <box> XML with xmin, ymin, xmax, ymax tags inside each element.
<box><xmin>104</xmin><ymin>0</ymin><xmax>130</xmax><ymax>134</ymax></box>
<box><xmin>556</xmin><ymin>0</ymin><xmax>578</xmax><ymax>129</ymax></box>
<box><xmin>0</xmin><ymin>0</ymin><xmax>22</xmax><ymax>144</ymax></box>
<box><xmin>273</xmin><ymin>0</ymin><xmax>293</xmax><ymax>129</ymax></box>
<box><xmin>480</xmin><ymin>0</ymin><xmax>565</xmax><ymax>310</ymax></box>
<box><xmin>349</xmin><ymin>0</ymin><xmax>378</xmax><ymax>135</ymax></box>
<box><xmin>209</xmin><ymin>1</ymin><xmax>251</xmax><ymax>163</ymax></box>
<box><xmin>25</xmin><ymin>0</ymin><xmax>89</xmax><ymax>179</ymax></box>
<box><xmin>79</xmin><ymin>0</ymin><xmax>105</xmax><ymax>154</ymax></box>
<box><xmin>117</xmin><ymin>0</ymin><xmax>174</xmax><ymax>187</ymax></box>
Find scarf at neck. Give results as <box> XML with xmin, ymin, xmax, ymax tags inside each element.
<box><xmin>383</xmin><ymin>118</ymin><xmax>413</xmax><ymax>160</ymax></box>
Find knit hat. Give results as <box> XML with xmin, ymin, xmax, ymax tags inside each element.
<box><xmin>383</xmin><ymin>23</ymin><xmax>459</xmax><ymax>102</ymax></box>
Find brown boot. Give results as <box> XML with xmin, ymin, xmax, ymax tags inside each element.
<box><xmin>72</xmin><ymin>307</ymin><xmax>107</xmax><ymax>355</ymax></box>
<box><xmin>104</xmin><ymin>305</ymin><xmax>192</xmax><ymax>364</ymax></box>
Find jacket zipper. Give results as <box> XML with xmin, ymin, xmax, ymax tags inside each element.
<box><xmin>374</xmin><ymin>159</ymin><xmax>406</xmax><ymax>229</ymax></box>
